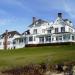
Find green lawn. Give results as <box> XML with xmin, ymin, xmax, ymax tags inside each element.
<box><xmin>0</xmin><ymin>45</ymin><xmax>75</xmax><ymax>71</ymax></box>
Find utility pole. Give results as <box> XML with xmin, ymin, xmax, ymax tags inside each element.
<box><xmin>4</xmin><ymin>30</ymin><xmax>8</xmax><ymax>50</ymax></box>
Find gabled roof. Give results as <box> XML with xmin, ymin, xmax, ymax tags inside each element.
<box><xmin>63</xmin><ymin>19</ymin><xmax>72</xmax><ymax>23</ymax></box>
<box><xmin>1</xmin><ymin>31</ymin><xmax>21</xmax><ymax>38</ymax></box>
<box><xmin>29</xmin><ymin>19</ymin><xmax>48</xmax><ymax>27</ymax></box>
<box><xmin>22</xmin><ymin>30</ymin><xmax>30</xmax><ymax>35</ymax></box>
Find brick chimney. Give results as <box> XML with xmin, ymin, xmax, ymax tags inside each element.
<box><xmin>4</xmin><ymin>30</ymin><xmax>8</xmax><ymax>50</ymax></box>
<box><xmin>58</xmin><ymin>13</ymin><xmax>62</xmax><ymax>18</ymax></box>
<box><xmin>33</xmin><ymin>17</ymin><xmax>36</xmax><ymax>24</ymax></box>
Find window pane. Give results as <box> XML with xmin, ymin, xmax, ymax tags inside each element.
<box><xmin>56</xmin><ymin>36</ymin><xmax>62</xmax><ymax>41</ymax></box>
<box><xmin>47</xmin><ymin>30</ymin><xmax>51</xmax><ymax>33</ymax></box>
<box><xmin>72</xmin><ymin>36</ymin><xmax>74</xmax><ymax>40</ymax></box>
<box><xmin>29</xmin><ymin>37</ymin><xmax>33</xmax><ymax>41</ymax></box>
<box><xmin>61</xmin><ymin>27</ymin><xmax>65</xmax><ymax>32</ymax></box>
<box><xmin>46</xmin><ymin>36</ymin><xmax>51</xmax><ymax>42</ymax></box>
<box><xmin>39</xmin><ymin>37</ymin><xmax>44</xmax><ymax>43</ymax></box>
<box><xmin>56</xmin><ymin>36</ymin><xmax>59</xmax><ymax>41</ymax></box>
<box><xmin>55</xmin><ymin>28</ymin><xmax>58</xmax><ymax>33</ymax></box>
<box><xmin>63</xmin><ymin>34</ymin><xmax>70</xmax><ymax>40</ymax></box>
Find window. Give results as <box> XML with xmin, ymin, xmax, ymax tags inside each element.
<box><xmin>56</xmin><ymin>36</ymin><xmax>62</xmax><ymax>41</ymax></box>
<box><xmin>47</xmin><ymin>30</ymin><xmax>51</xmax><ymax>33</ymax></box>
<box><xmin>72</xmin><ymin>36</ymin><xmax>74</xmax><ymax>40</ymax></box>
<box><xmin>52</xmin><ymin>38</ymin><xmax>54</xmax><ymax>41</ymax></box>
<box><xmin>13</xmin><ymin>41</ymin><xmax>16</xmax><ymax>44</ymax></box>
<box><xmin>33</xmin><ymin>29</ymin><xmax>37</xmax><ymax>34</ymax></box>
<box><xmin>63</xmin><ymin>34</ymin><xmax>70</xmax><ymax>40</ymax></box>
<box><xmin>24</xmin><ymin>38</ymin><xmax>26</xmax><ymax>42</ymax></box>
<box><xmin>39</xmin><ymin>37</ymin><xmax>44</xmax><ymax>43</ymax></box>
<box><xmin>19</xmin><ymin>38</ymin><xmax>23</xmax><ymax>43</ymax></box>
<box><xmin>29</xmin><ymin>36</ymin><xmax>33</xmax><ymax>41</ymax></box>
<box><xmin>61</xmin><ymin>27</ymin><xmax>65</xmax><ymax>32</ymax></box>
<box><xmin>45</xmin><ymin>36</ymin><xmax>51</xmax><ymax>42</ymax></box>
<box><xmin>22</xmin><ymin>39</ymin><xmax>23</xmax><ymax>42</ymax></box>
<box><xmin>55</xmin><ymin>28</ymin><xmax>58</xmax><ymax>33</ymax></box>
<box><xmin>56</xmin><ymin>36</ymin><xmax>59</xmax><ymax>41</ymax></box>
<box><xmin>59</xmin><ymin>36</ymin><xmax>62</xmax><ymax>40</ymax></box>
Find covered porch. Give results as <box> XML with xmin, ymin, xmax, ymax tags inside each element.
<box><xmin>36</xmin><ymin>33</ymin><xmax>75</xmax><ymax>44</ymax></box>
<box><xmin>13</xmin><ymin>37</ymin><xmax>26</xmax><ymax>49</ymax></box>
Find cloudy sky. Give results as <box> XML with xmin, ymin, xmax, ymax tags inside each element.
<box><xmin>0</xmin><ymin>0</ymin><xmax>75</xmax><ymax>34</ymax></box>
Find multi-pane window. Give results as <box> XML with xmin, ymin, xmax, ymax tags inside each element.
<box><xmin>29</xmin><ymin>36</ymin><xmax>33</xmax><ymax>41</ymax></box>
<box><xmin>33</xmin><ymin>29</ymin><xmax>37</xmax><ymax>34</ymax></box>
<box><xmin>59</xmin><ymin>36</ymin><xmax>62</xmax><ymax>40</ymax></box>
<box><xmin>61</xmin><ymin>27</ymin><xmax>65</xmax><ymax>32</ymax></box>
<box><xmin>45</xmin><ymin>36</ymin><xmax>51</xmax><ymax>42</ymax></box>
<box><xmin>72</xmin><ymin>36</ymin><xmax>74</xmax><ymax>40</ymax></box>
<box><xmin>39</xmin><ymin>37</ymin><xmax>44</xmax><ymax>43</ymax></box>
<box><xmin>56</xmin><ymin>36</ymin><xmax>59</xmax><ymax>41</ymax></box>
<box><xmin>56</xmin><ymin>36</ymin><xmax>62</xmax><ymax>41</ymax></box>
<box><xmin>47</xmin><ymin>30</ymin><xmax>51</xmax><ymax>33</ymax></box>
<box><xmin>63</xmin><ymin>34</ymin><xmax>70</xmax><ymax>40</ymax></box>
<box><xmin>55</xmin><ymin>28</ymin><xmax>58</xmax><ymax>33</ymax></box>
<box><xmin>19</xmin><ymin>38</ymin><xmax>23</xmax><ymax>43</ymax></box>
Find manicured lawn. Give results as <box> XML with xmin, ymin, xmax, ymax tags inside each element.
<box><xmin>0</xmin><ymin>45</ymin><xmax>75</xmax><ymax>71</ymax></box>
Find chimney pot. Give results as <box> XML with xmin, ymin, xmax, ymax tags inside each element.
<box><xmin>58</xmin><ymin>13</ymin><xmax>62</xmax><ymax>18</ymax></box>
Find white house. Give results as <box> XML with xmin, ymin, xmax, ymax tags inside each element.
<box><xmin>0</xmin><ymin>13</ymin><xmax>75</xmax><ymax>49</ymax></box>
<box><xmin>0</xmin><ymin>31</ymin><xmax>22</xmax><ymax>49</ymax></box>
<box><xmin>22</xmin><ymin>13</ymin><xmax>75</xmax><ymax>46</ymax></box>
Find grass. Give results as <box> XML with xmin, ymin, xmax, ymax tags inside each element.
<box><xmin>0</xmin><ymin>45</ymin><xmax>75</xmax><ymax>71</ymax></box>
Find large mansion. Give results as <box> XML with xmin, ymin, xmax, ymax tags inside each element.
<box><xmin>0</xmin><ymin>13</ymin><xmax>75</xmax><ymax>49</ymax></box>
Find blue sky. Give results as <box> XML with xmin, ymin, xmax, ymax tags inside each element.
<box><xmin>0</xmin><ymin>0</ymin><xmax>75</xmax><ymax>34</ymax></box>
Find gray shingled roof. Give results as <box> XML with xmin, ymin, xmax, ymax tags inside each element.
<box><xmin>1</xmin><ymin>31</ymin><xmax>21</xmax><ymax>38</ymax></box>
<box><xmin>29</xmin><ymin>19</ymin><xmax>48</xmax><ymax>27</ymax></box>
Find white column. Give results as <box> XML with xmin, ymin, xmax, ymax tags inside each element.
<box><xmin>70</xmin><ymin>34</ymin><xmax>72</xmax><ymax>41</ymax></box>
<box><xmin>62</xmin><ymin>35</ymin><xmax>63</xmax><ymax>42</ymax></box>
<box><xmin>51</xmin><ymin>36</ymin><xmax>53</xmax><ymax>43</ymax></box>
<box><xmin>44</xmin><ymin>36</ymin><xmax>46</xmax><ymax>43</ymax></box>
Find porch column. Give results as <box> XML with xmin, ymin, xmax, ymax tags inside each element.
<box><xmin>70</xmin><ymin>34</ymin><xmax>72</xmax><ymax>41</ymax></box>
<box><xmin>25</xmin><ymin>37</ymin><xmax>28</xmax><ymax>44</ymax></box>
<box><xmin>18</xmin><ymin>39</ymin><xmax>20</xmax><ymax>44</ymax></box>
<box><xmin>51</xmin><ymin>36</ymin><xmax>53</xmax><ymax>43</ymax></box>
<box><xmin>62</xmin><ymin>35</ymin><xmax>63</xmax><ymax>42</ymax></box>
<box><xmin>44</xmin><ymin>36</ymin><xmax>46</xmax><ymax>43</ymax></box>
